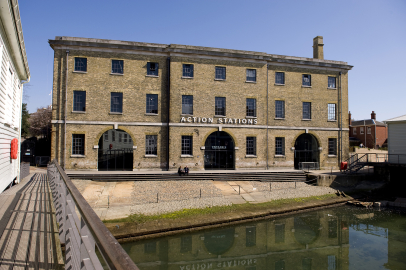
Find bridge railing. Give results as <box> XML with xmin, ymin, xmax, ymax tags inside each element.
<box><xmin>47</xmin><ymin>160</ymin><xmax>139</xmax><ymax>270</ymax></box>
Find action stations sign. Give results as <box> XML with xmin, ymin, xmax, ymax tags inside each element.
<box><xmin>180</xmin><ymin>116</ymin><xmax>257</xmax><ymax>125</ymax></box>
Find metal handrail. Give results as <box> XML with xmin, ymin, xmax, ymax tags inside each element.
<box><xmin>48</xmin><ymin>159</ymin><xmax>139</xmax><ymax>270</ymax></box>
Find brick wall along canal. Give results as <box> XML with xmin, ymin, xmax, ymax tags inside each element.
<box><xmin>121</xmin><ymin>206</ymin><xmax>406</xmax><ymax>270</ymax></box>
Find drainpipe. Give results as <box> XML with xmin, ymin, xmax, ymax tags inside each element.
<box><xmin>266</xmin><ymin>63</ymin><xmax>269</xmax><ymax>170</ymax></box>
<box><xmin>64</xmin><ymin>50</ymin><xmax>69</xmax><ymax>170</ymax></box>
<box><xmin>339</xmin><ymin>72</ymin><xmax>342</xmax><ymax>164</ymax></box>
<box><xmin>374</xmin><ymin>120</ymin><xmax>377</xmax><ymax>149</ymax></box>
<box><xmin>364</xmin><ymin>120</ymin><xmax>366</xmax><ymax>148</ymax></box>
<box><xmin>166</xmin><ymin>56</ymin><xmax>170</xmax><ymax>171</ymax></box>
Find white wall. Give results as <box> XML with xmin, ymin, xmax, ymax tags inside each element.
<box><xmin>0</xmin><ymin>34</ymin><xmax>24</xmax><ymax>192</ymax></box>
<box><xmin>388</xmin><ymin>122</ymin><xmax>406</xmax><ymax>164</ymax></box>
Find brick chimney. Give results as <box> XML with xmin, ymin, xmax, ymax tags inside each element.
<box><xmin>371</xmin><ymin>111</ymin><xmax>376</xmax><ymax>120</ymax></box>
<box><xmin>313</xmin><ymin>36</ymin><xmax>324</xmax><ymax>59</ymax></box>
<box><xmin>349</xmin><ymin>111</ymin><xmax>352</xmax><ymax>126</ymax></box>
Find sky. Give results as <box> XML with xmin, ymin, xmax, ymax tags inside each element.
<box><xmin>19</xmin><ymin>0</ymin><xmax>406</xmax><ymax>121</ymax></box>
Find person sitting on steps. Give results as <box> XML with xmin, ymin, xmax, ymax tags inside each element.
<box><xmin>178</xmin><ymin>166</ymin><xmax>184</xmax><ymax>176</ymax></box>
<box><xmin>184</xmin><ymin>166</ymin><xmax>189</xmax><ymax>175</ymax></box>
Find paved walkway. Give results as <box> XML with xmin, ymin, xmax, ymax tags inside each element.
<box><xmin>72</xmin><ymin>178</ymin><xmax>337</xmax><ymax>220</ymax></box>
<box><xmin>0</xmin><ymin>172</ymin><xmax>62</xmax><ymax>269</ymax></box>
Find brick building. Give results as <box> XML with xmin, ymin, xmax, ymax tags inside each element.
<box><xmin>49</xmin><ymin>36</ymin><xmax>352</xmax><ymax>171</ymax></box>
<box><xmin>349</xmin><ymin>111</ymin><xmax>387</xmax><ymax>149</ymax></box>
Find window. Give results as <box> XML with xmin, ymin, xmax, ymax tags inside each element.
<box><xmin>110</xmin><ymin>92</ymin><xmax>123</xmax><ymax>113</ymax></box>
<box><xmin>302</xmin><ymin>74</ymin><xmax>311</xmax><ymax>86</ymax></box>
<box><xmin>360</xmin><ymin>127</ymin><xmax>364</xmax><ymax>134</ymax></box>
<box><xmin>112</xmin><ymin>131</ymin><xmax>115</xmax><ymax>142</ymax></box>
<box><xmin>182</xmin><ymin>95</ymin><xmax>193</xmax><ymax>115</ymax></box>
<box><xmin>144</xmin><ymin>242</ymin><xmax>156</xmax><ymax>254</ymax></box>
<box><xmin>328</xmin><ymin>219</ymin><xmax>338</xmax><ymax>238</ymax></box>
<box><xmin>328</xmin><ymin>255</ymin><xmax>336</xmax><ymax>270</ymax></box>
<box><xmin>328</xmin><ymin>76</ymin><xmax>336</xmax><ymax>88</ymax></box>
<box><xmin>180</xmin><ymin>236</ymin><xmax>192</xmax><ymax>253</ymax></box>
<box><xmin>215</xmin><ymin>66</ymin><xmax>226</xmax><ymax>80</ymax></box>
<box><xmin>215</xmin><ymin>97</ymin><xmax>226</xmax><ymax>116</ymax></box>
<box><xmin>73</xmin><ymin>91</ymin><xmax>86</xmax><ymax>112</ymax></box>
<box><xmin>367</xmin><ymin>127</ymin><xmax>371</xmax><ymax>134</ymax></box>
<box><xmin>124</xmin><ymin>133</ymin><xmax>128</xmax><ymax>143</ymax></box>
<box><xmin>302</xmin><ymin>258</ymin><xmax>312</xmax><ymax>270</ymax></box>
<box><xmin>275</xmin><ymin>224</ymin><xmax>285</xmax><ymax>243</ymax></box>
<box><xmin>147</xmin><ymin>62</ymin><xmax>159</xmax><ymax>76</ymax></box>
<box><xmin>246</xmin><ymin>137</ymin><xmax>256</xmax><ymax>156</ymax></box>
<box><xmin>353</xmin><ymin>128</ymin><xmax>357</xmax><ymax>135</ymax></box>
<box><xmin>275</xmin><ymin>137</ymin><xmax>285</xmax><ymax>155</ymax></box>
<box><xmin>72</xmin><ymin>134</ymin><xmax>85</xmax><ymax>155</ymax></box>
<box><xmin>246</xmin><ymin>69</ymin><xmax>256</xmax><ymax>82</ymax></box>
<box><xmin>328</xmin><ymin>104</ymin><xmax>336</xmax><ymax>120</ymax></box>
<box><xmin>183</xmin><ymin>64</ymin><xmax>194</xmax><ymax>78</ymax></box>
<box><xmin>119</xmin><ymin>133</ymin><xmax>122</xmax><ymax>143</ymax></box>
<box><xmin>302</xmin><ymin>102</ymin><xmax>311</xmax><ymax>120</ymax></box>
<box><xmin>246</xmin><ymin>226</ymin><xmax>256</xmax><ymax>247</ymax></box>
<box><xmin>104</xmin><ymin>133</ymin><xmax>108</xmax><ymax>141</ymax></box>
<box><xmin>146</xmin><ymin>94</ymin><xmax>158</xmax><ymax>114</ymax></box>
<box><xmin>181</xmin><ymin>136</ymin><xmax>193</xmax><ymax>155</ymax></box>
<box><xmin>145</xmin><ymin>135</ymin><xmax>157</xmax><ymax>155</ymax></box>
<box><xmin>246</xmin><ymin>98</ymin><xmax>256</xmax><ymax>117</ymax></box>
<box><xmin>74</xmin><ymin>57</ymin><xmax>87</xmax><ymax>72</ymax></box>
<box><xmin>275</xmin><ymin>72</ymin><xmax>285</xmax><ymax>84</ymax></box>
<box><xmin>111</xmin><ymin>60</ymin><xmax>123</xmax><ymax>74</ymax></box>
<box><xmin>328</xmin><ymin>138</ymin><xmax>337</xmax><ymax>155</ymax></box>
<box><xmin>275</xmin><ymin>100</ymin><xmax>285</xmax><ymax>118</ymax></box>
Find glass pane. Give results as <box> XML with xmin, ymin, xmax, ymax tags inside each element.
<box><xmin>215</xmin><ymin>97</ymin><xmax>226</xmax><ymax>116</ymax></box>
<box><xmin>74</xmin><ymin>57</ymin><xmax>87</xmax><ymax>72</ymax></box>
<box><xmin>73</xmin><ymin>91</ymin><xmax>86</xmax><ymax>111</ymax></box>
<box><xmin>215</xmin><ymin>66</ymin><xmax>226</xmax><ymax>80</ymax></box>
<box><xmin>111</xmin><ymin>92</ymin><xmax>123</xmax><ymax>113</ymax></box>
<box><xmin>146</xmin><ymin>94</ymin><xmax>158</xmax><ymax>114</ymax></box>
<box><xmin>182</xmin><ymin>95</ymin><xmax>193</xmax><ymax>115</ymax></box>
<box><xmin>112</xmin><ymin>60</ymin><xmax>124</xmax><ymax>74</ymax></box>
<box><xmin>246</xmin><ymin>98</ymin><xmax>256</xmax><ymax>117</ymax></box>
<box><xmin>275</xmin><ymin>72</ymin><xmax>284</xmax><ymax>84</ymax></box>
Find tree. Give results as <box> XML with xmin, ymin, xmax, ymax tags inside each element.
<box><xmin>28</xmin><ymin>105</ymin><xmax>52</xmax><ymax>139</ymax></box>
<box><xmin>21</xmin><ymin>103</ymin><xmax>30</xmax><ymax>138</ymax></box>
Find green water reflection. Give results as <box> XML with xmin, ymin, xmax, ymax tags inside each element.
<box><xmin>121</xmin><ymin>206</ymin><xmax>406</xmax><ymax>270</ymax></box>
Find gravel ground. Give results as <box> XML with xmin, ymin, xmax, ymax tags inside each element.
<box><xmin>73</xmin><ymin>179</ymin><xmax>338</xmax><ymax>216</ymax></box>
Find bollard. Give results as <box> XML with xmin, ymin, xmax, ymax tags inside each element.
<box><xmin>270</xmin><ymin>182</ymin><xmax>272</xmax><ymax>192</ymax></box>
<box><xmin>108</xmin><ymin>195</ymin><xmax>109</xmax><ymax>208</ymax></box>
<box><xmin>200</xmin><ymin>189</ymin><xmax>202</xmax><ymax>198</ymax></box>
<box><xmin>157</xmin><ymin>193</ymin><xmax>159</xmax><ymax>203</ymax></box>
<box><xmin>239</xmin><ymin>185</ymin><xmax>240</xmax><ymax>195</ymax></box>
<box><xmin>295</xmin><ymin>182</ymin><xmax>297</xmax><ymax>189</ymax></box>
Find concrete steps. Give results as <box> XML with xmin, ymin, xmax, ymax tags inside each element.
<box><xmin>67</xmin><ymin>171</ymin><xmax>307</xmax><ymax>182</ymax></box>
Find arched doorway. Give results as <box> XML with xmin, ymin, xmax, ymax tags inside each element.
<box><xmin>294</xmin><ymin>133</ymin><xmax>319</xmax><ymax>169</ymax></box>
<box><xmin>204</xmin><ymin>131</ymin><xmax>234</xmax><ymax>170</ymax></box>
<box><xmin>98</xmin><ymin>129</ymin><xmax>133</xmax><ymax>171</ymax></box>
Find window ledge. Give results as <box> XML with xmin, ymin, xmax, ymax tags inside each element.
<box><xmin>274</xmin><ymin>83</ymin><xmax>285</xmax><ymax>86</ymax></box>
<box><xmin>214</xmin><ymin>79</ymin><xmax>226</xmax><ymax>81</ymax></box>
<box><xmin>109</xmin><ymin>112</ymin><xmax>123</xmax><ymax>115</ymax></box>
<box><xmin>71</xmin><ymin>155</ymin><xmax>86</xmax><ymax>158</ymax></box>
<box><xmin>274</xmin><ymin>117</ymin><xmax>285</xmax><ymax>120</ymax></box>
<box><xmin>146</xmin><ymin>75</ymin><xmax>159</xmax><ymax>78</ymax></box>
<box><xmin>181</xmin><ymin>76</ymin><xmax>194</xmax><ymax>79</ymax></box>
<box><xmin>274</xmin><ymin>155</ymin><xmax>285</xmax><ymax>158</ymax></box>
<box><xmin>181</xmin><ymin>154</ymin><xmax>194</xmax><ymax>158</ymax></box>
<box><xmin>301</xmin><ymin>85</ymin><xmax>312</xmax><ymax>88</ymax></box>
<box><xmin>246</xmin><ymin>116</ymin><xmax>257</xmax><ymax>119</ymax></box>
<box><xmin>145</xmin><ymin>155</ymin><xmax>158</xmax><ymax>158</ymax></box>
<box><xmin>72</xmin><ymin>71</ymin><xmax>87</xmax><ymax>74</ymax></box>
<box><xmin>110</xmin><ymin>73</ymin><xmax>124</xmax><ymax>76</ymax></box>
<box><xmin>181</xmin><ymin>114</ymin><xmax>193</xmax><ymax>116</ymax></box>
<box><xmin>302</xmin><ymin>119</ymin><xmax>312</xmax><ymax>121</ymax></box>
<box><xmin>145</xmin><ymin>113</ymin><xmax>159</xmax><ymax>116</ymax></box>
<box><xmin>328</xmin><ymin>119</ymin><xmax>337</xmax><ymax>122</ymax></box>
<box><xmin>328</xmin><ymin>155</ymin><xmax>337</xmax><ymax>158</ymax></box>
<box><xmin>214</xmin><ymin>115</ymin><xmax>226</xmax><ymax>117</ymax></box>
<box><xmin>72</xmin><ymin>111</ymin><xmax>86</xmax><ymax>114</ymax></box>
<box><xmin>245</xmin><ymin>155</ymin><xmax>257</xmax><ymax>158</ymax></box>
<box><xmin>327</xmin><ymin>87</ymin><xmax>337</xmax><ymax>90</ymax></box>
<box><xmin>245</xmin><ymin>81</ymin><xmax>257</xmax><ymax>83</ymax></box>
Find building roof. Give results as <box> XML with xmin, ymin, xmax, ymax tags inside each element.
<box><xmin>0</xmin><ymin>0</ymin><xmax>30</xmax><ymax>80</ymax></box>
<box><xmin>384</xmin><ymin>114</ymin><xmax>406</xmax><ymax>123</ymax></box>
<box><xmin>351</xmin><ymin>119</ymin><xmax>386</xmax><ymax>127</ymax></box>
<box><xmin>49</xmin><ymin>36</ymin><xmax>353</xmax><ymax>71</ymax></box>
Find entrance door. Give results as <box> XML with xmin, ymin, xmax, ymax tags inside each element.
<box><xmin>294</xmin><ymin>133</ymin><xmax>319</xmax><ymax>169</ymax></box>
<box><xmin>98</xmin><ymin>129</ymin><xmax>134</xmax><ymax>171</ymax></box>
<box><xmin>204</xmin><ymin>131</ymin><xmax>234</xmax><ymax>170</ymax></box>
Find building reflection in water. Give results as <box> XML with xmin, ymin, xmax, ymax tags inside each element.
<box><xmin>122</xmin><ymin>208</ymin><xmax>351</xmax><ymax>270</ymax></box>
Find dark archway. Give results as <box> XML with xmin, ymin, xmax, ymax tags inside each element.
<box><xmin>204</xmin><ymin>131</ymin><xmax>235</xmax><ymax>170</ymax></box>
<box><xmin>98</xmin><ymin>129</ymin><xmax>133</xmax><ymax>171</ymax></box>
<box><xmin>294</xmin><ymin>133</ymin><xmax>319</xmax><ymax>169</ymax></box>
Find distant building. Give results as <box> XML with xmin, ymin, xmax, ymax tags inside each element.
<box><xmin>49</xmin><ymin>36</ymin><xmax>352</xmax><ymax>171</ymax></box>
<box><xmin>349</xmin><ymin>111</ymin><xmax>387</xmax><ymax>149</ymax></box>
<box><xmin>0</xmin><ymin>0</ymin><xmax>30</xmax><ymax>192</ymax></box>
<box><xmin>384</xmin><ymin>114</ymin><xmax>406</xmax><ymax>164</ymax></box>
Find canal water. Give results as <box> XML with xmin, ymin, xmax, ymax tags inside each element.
<box><xmin>121</xmin><ymin>205</ymin><xmax>406</xmax><ymax>270</ymax></box>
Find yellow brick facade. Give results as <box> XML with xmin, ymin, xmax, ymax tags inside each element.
<box><xmin>49</xmin><ymin>36</ymin><xmax>352</xmax><ymax>171</ymax></box>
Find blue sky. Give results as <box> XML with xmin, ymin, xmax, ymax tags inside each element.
<box><xmin>20</xmin><ymin>0</ymin><xmax>406</xmax><ymax>121</ymax></box>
